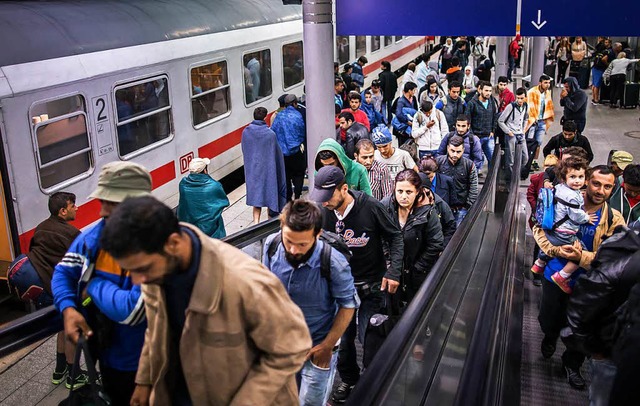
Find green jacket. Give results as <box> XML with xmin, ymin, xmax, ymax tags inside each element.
<box><xmin>610</xmin><ymin>187</ymin><xmax>640</xmax><ymax>224</ymax></box>
<box><xmin>314</xmin><ymin>139</ymin><xmax>372</xmax><ymax>196</ymax></box>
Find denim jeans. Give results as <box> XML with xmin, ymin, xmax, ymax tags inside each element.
<box><xmin>479</xmin><ymin>136</ymin><xmax>494</xmax><ymax>163</ymax></box>
<box><xmin>533</xmin><ymin>120</ymin><xmax>546</xmax><ymax>145</ymax></box>
<box><xmin>507</xmin><ymin>55</ymin><xmax>516</xmax><ymax>80</ymax></box>
<box><xmin>299</xmin><ymin>351</ymin><xmax>339</xmax><ymax>406</ymax></box>
<box><xmin>454</xmin><ymin>208</ymin><xmax>468</xmax><ymax>227</ymax></box>
<box><xmin>337</xmin><ymin>289</ymin><xmax>384</xmax><ymax>385</ymax></box>
<box><xmin>589</xmin><ymin>358</ymin><xmax>617</xmax><ymax>406</ymax></box>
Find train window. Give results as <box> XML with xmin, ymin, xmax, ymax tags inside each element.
<box><xmin>114</xmin><ymin>76</ymin><xmax>172</xmax><ymax>156</ymax></box>
<box><xmin>356</xmin><ymin>36</ymin><xmax>367</xmax><ymax>58</ymax></box>
<box><xmin>336</xmin><ymin>36</ymin><xmax>350</xmax><ymax>64</ymax></box>
<box><xmin>243</xmin><ymin>49</ymin><xmax>273</xmax><ymax>105</ymax></box>
<box><xmin>371</xmin><ymin>36</ymin><xmax>381</xmax><ymax>53</ymax></box>
<box><xmin>31</xmin><ymin>95</ymin><xmax>92</xmax><ymax>189</ymax></box>
<box><xmin>190</xmin><ymin>61</ymin><xmax>231</xmax><ymax>128</ymax></box>
<box><xmin>282</xmin><ymin>41</ymin><xmax>304</xmax><ymax>89</ymax></box>
<box><xmin>384</xmin><ymin>36</ymin><xmax>393</xmax><ymax>47</ymax></box>
<box><xmin>396</xmin><ymin>36</ymin><xmax>404</xmax><ymax>42</ymax></box>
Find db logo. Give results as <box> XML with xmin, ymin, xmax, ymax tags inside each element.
<box><xmin>179</xmin><ymin>152</ymin><xmax>195</xmax><ymax>174</ymax></box>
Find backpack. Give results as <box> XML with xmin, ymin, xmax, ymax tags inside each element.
<box><xmin>534</xmin><ymin>188</ymin><xmax>581</xmax><ymax>230</ymax></box>
<box><xmin>266</xmin><ymin>230</ymin><xmax>352</xmax><ymax>287</ymax></box>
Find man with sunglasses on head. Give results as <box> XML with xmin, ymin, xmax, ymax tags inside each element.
<box><xmin>310</xmin><ymin>166</ymin><xmax>403</xmax><ymax>404</ymax></box>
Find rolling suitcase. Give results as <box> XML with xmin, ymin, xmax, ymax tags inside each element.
<box><xmin>600</xmin><ymin>83</ymin><xmax>611</xmax><ymax>104</ymax></box>
<box><xmin>621</xmin><ymin>83</ymin><xmax>640</xmax><ymax>109</ymax></box>
<box><xmin>544</xmin><ymin>63</ymin><xmax>556</xmax><ymax>84</ymax></box>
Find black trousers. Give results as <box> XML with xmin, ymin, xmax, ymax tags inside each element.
<box><xmin>284</xmin><ymin>149</ymin><xmax>306</xmax><ymax>201</ymax></box>
<box><xmin>101</xmin><ymin>365</ymin><xmax>137</xmax><ymax>406</ymax></box>
<box><xmin>610</xmin><ymin>74</ymin><xmax>626</xmax><ymax>107</ymax></box>
<box><xmin>538</xmin><ymin>277</ymin><xmax>585</xmax><ymax>370</ymax></box>
<box><xmin>488</xmin><ymin>45</ymin><xmax>496</xmax><ymax>66</ymax></box>
<box><xmin>557</xmin><ymin>59</ymin><xmax>569</xmax><ymax>84</ymax></box>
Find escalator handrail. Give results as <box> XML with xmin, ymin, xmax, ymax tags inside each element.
<box><xmin>454</xmin><ymin>143</ymin><xmax>524</xmax><ymax>406</ymax></box>
<box><xmin>347</xmin><ymin>146</ymin><xmax>503</xmax><ymax>405</ymax></box>
<box><xmin>0</xmin><ymin>218</ymin><xmax>281</xmax><ymax>359</ymax></box>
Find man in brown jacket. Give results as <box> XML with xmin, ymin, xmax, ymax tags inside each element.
<box><xmin>101</xmin><ymin>196</ymin><xmax>311</xmax><ymax>406</ymax></box>
<box><xmin>533</xmin><ymin>165</ymin><xmax>625</xmax><ymax>390</ymax></box>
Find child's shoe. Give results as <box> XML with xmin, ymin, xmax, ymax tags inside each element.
<box><xmin>551</xmin><ymin>272</ymin><xmax>573</xmax><ymax>294</ymax></box>
<box><xmin>531</xmin><ymin>262</ymin><xmax>545</xmax><ymax>274</ymax></box>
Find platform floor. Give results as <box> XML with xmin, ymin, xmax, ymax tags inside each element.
<box><xmin>0</xmin><ymin>77</ymin><xmax>639</xmax><ymax>406</ymax></box>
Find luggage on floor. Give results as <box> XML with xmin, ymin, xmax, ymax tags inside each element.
<box><xmin>622</xmin><ymin>82</ymin><xmax>640</xmax><ymax>109</ymax></box>
<box><xmin>600</xmin><ymin>83</ymin><xmax>611</xmax><ymax>103</ymax></box>
<box><xmin>544</xmin><ymin>63</ymin><xmax>556</xmax><ymax>83</ymax></box>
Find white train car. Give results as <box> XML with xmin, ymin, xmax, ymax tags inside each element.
<box><xmin>0</xmin><ymin>0</ymin><xmax>429</xmax><ymax>271</ymax></box>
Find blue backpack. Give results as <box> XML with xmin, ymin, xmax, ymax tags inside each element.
<box><xmin>535</xmin><ymin>188</ymin><xmax>580</xmax><ymax>231</ymax></box>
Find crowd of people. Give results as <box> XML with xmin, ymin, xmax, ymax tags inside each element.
<box><xmin>4</xmin><ymin>34</ymin><xmax>640</xmax><ymax>406</ymax></box>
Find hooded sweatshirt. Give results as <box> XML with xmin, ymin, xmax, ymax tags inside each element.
<box><xmin>560</xmin><ymin>77</ymin><xmax>587</xmax><ymax>125</ymax></box>
<box><xmin>315</xmin><ymin>138</ymin><xmax>372</xmax><ymax>196</ymax></box>
<box><xmin>321</xmin><ymin>190</ymin><xmax>403</xmax><ymax>283</ymax></box>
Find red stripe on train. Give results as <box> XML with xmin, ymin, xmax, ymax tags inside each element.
<box><xmin>18</xmin><ymin>162</ymin><xmax>176</xmax><ymax>254</ymax></box>
<box><xmin>363</xmin><ymin>37</ymin><xmax>429</xmax><ymax>76</ymax></box>
<box><xmin>198</xmin><ymin>125</ymin><xmax>246</xmax><ymax>159</ymax></box>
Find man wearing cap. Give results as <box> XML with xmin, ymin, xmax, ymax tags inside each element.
<box><xmin>610</xmin><ymin>150</ymin><xmax>634</xmax><ymax>196</ymax></box>
<box><xmin>309</xmin><ymin>166</ymin><xmax>404</xmax><ymax>403</ymax></box>
<box><xmin>610</xmin><ymin>164</ymin><xmax>640</xmax><ymax>224</ymax></box>
<box><xmin>52</xmin><ymin>162</ymin><xmax>152</xmax><ymax>406</ymax></box>
<box><xmin>371</xmin><ymin>125</ymin><xmax>418</xmax><ymax>183</ymax></box>
<box><xmin>272</xmin><ymin>94</ymin><xmax>307</xmax><ymax>201</ymax></box>
<box><xmin>177</xmin><ymin>156</ymin><xmax>229</xmax><ymax>237</ymax></box>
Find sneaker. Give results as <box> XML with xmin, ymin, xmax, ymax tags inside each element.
<box><xmin>331</xmin><ymin>382</ymin><xmax>355</xmax><ymax>403</ymax></box>
<box><xmin>551</xmin><ymin>272</ymin><xmax>573</xmax><ymax>294</ymax></box>
<box><xmin>591</xmin><ymin>100</ymin><xmax>599</xmax><ymax>106</ymax></box>
<box><xmin>51</xmin><ymin>365</ymin><xmax>68</xmax><ymax>385</ymax></box>
<box><xmin>563</xmin><ymin>365</ymin><xmax>586</xmax><ymax>390</ymax></box>
<box><xmin>532</xmin><ymin>277</ymin><xmax>542</xmax><ymax>287</ymax></box>
<box><xmin>541</xmin><ymin>336</ymin><xmax>556</xmax><ymax>358</ymax></box>
<box><xmin>531</xmin><ymin>161</ymin><xmax>540</xmax><ymax>171</ymax></box>
<box><xmin>530</xmin><ymin>263</ymin><xmax>545</xmax><ymax>274</ymax></box>
<box><xmin>65</xmin><ymin>371</ymin><xmax>89</xmax><ymax>390</ymax></box>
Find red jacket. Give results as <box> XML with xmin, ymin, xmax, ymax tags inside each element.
<box><xmin>341</xmin><ymin>108</ymin><xmax>370</xmax><ymax>131</ymax></box>
<box><xmin>498</xmin><ymin>88</ymin><xmax>515</xmax><ymax>112</ymax></box>
<box><xmin>527</xmin><ymin>172</ymin><xmax>545</xmax><ymax>228</ymax></box>
<box><xmin>509</xmin><ymin>39</ymin><xmax>521</xmax><ymax>58</ymax></box>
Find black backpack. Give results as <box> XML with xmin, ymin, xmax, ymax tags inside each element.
<box><xmin>266</xmin><ymin>230</ymin><xmax>352</xmax><ymax>286</ymax></box>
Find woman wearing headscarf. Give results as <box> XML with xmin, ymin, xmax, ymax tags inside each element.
<box><xmin>440</xmin><ymin>37</ymin><xmax>455</xmax><ymax>73</ymax></box>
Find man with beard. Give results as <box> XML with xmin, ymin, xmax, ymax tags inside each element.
<box><xmin>533</xmin><ymin>165</ymin><xmax>625</xmax><ymax>390</ymax></box>
<box><xmin>354</xmin><ymin>139</ymin><xmax>394</xmax><ymax>201</ymax></box>
<box><xmin>309</xmin><ymin>166</ymin><xmax>403</xmax><ymax>403</ymax></box>
<box><xmin>100</xmin><ymin>196</ymin><xmax>311</xmax><ymax>406</ymax></box>
<box><xmin>264</xmin><ymin>199</ymin><xmax>358</xmax><ymax>406</ymax></box>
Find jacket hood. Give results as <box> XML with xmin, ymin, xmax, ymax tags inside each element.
<box><xmin>315</xmin><ymin>138</ymin><xmax>352</xmax><ymax>173</ymax></box>
<box><xmin>564</xmin><ymin>76</ymin><xmax>580</xmax><ymax>93</ymax></box>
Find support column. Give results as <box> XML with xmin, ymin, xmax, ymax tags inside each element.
<box><xmin>530</xmin><ymin>37</ymin><xmax>546</xmax><ymax>88</ymax></box>
<box><xmin>496</xmin><ymin>37</ymin><xmax>509</xmax><ymax>79</ymax></box>
<box><xmin>302</xmin><ymin>0</ymin><xmax>334</xmax><ymax>181</ymax></box>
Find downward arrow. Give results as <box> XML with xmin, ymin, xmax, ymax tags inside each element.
<box><xmin>531</xmin><ymin>10</ymin><xmax>547</xmax><ymax>30</ymax></box>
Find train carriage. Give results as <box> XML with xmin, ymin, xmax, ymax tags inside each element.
<box><xmin>0</xmin><ymin>0</ymin><xmax>431</xmax><ymax>275</ymax></box>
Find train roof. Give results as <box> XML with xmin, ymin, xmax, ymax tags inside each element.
<box><xmin>0</xmin><ymin>0</ymin><xmax>302</xmax><ymax>67</ymax></box>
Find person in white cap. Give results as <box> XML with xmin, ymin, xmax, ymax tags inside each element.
<box><xmin>177</xmin><ymin>157</ymin><xmax>229</xmax><ymax>239</ymax></box>
<box><xmin>51</xmin><ymin>161</ymin><xmax>153</xmax><ymax>405</ymax></box>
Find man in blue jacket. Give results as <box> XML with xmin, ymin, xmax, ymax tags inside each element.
<box><xmin>350</xmin><ymin>56</ymin><xmax>368</xmax><ymax>88</ymax></box>
<box><xmin>52</xmin><ymin>162</ymin><xmax>152</xmax><ymax>406</ymax></box>
<box><xmin>178</xmin><ymin>157</ymin><xmax>229</xmax><ymax>237</ymax></box>
<box><xmin>272</xmin><ymin>94</ymin><xmax>307</xmax><ymax>200</ymax></box>
<box><xmin>436</xmin><ymin>114</ymin><xmax>484</xmax><ymax>171</ymax></box>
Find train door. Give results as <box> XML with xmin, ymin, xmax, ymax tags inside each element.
<box><xmin>0</xmin><ymin>126</ymin><xmax>16</xmax><ymax>278</ymax></box>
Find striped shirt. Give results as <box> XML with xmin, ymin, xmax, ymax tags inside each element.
<box><xmin>367</xmin><ymin>159</ymin><xmax>394</xmax><ymax>201</ymax></box>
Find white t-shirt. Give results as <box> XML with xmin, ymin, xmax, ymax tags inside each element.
<box><xmin>374</xmin><ymin>148</ymin><xmax>416</xmax><ymax>179</ymax></box>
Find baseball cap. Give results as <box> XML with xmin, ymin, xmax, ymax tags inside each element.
<box><xmin>371</xmin><ymin>124</ymin><xmax>393</xmax><ymax>146</ymax></box>
<box><xmin>189</xmin><ymin>157</ymin><xmax>210</xmax><ymax>173</ymax></box>
<box><xmin>309</xmin><ymin>166</ymin><xmax>345</xmax><ymax>203</ymax></box>
<box><xmin>89</xmin><ymin>162</ymin><xmax>152</xmax><ymax>203</ymax></box>
<box><xmin>284</xmin><ymin>94</ymin><xmax>297</xmax><ymax>104</ymax></box>
<box><xmin>611</xmin><ymin>151</ymin><xmax>633</xmax><ymax>170</ymax></box>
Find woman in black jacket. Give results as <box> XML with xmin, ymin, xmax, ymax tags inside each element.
<box><xmin>382</xmin><ymin>169</ymin><xmax>444</xmax><ymax>304</ymax></box>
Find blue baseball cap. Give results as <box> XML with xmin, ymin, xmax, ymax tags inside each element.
<box><xmin>371</xmin><ymin>124</ymin><xmax>393</xmax><ymax>146</ymax></box>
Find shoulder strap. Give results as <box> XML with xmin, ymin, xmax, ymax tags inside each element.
<box><xmin>267</xmin><ymin>233</ymin><xmax>282</xmax><ymax>266</ymax></box>
<box><xmin>554</xmin><ymin>196</ymin><xmax>581</xmax><ymax>209</ymax></box>
<box><xmin>320</xmin><ymin>242</ymin><xmax>332</xmax><ymax>287</ymax></box>
<box><xmin>607</xmin><ymin>203</ymin><xmax>614</xmax><ymax>231</ymax></box>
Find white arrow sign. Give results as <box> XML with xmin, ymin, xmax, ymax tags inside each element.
<box><xmin>531</xmin><ymin>9</ymin><xmax>547</xmax><ymax>30</ymax></box>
